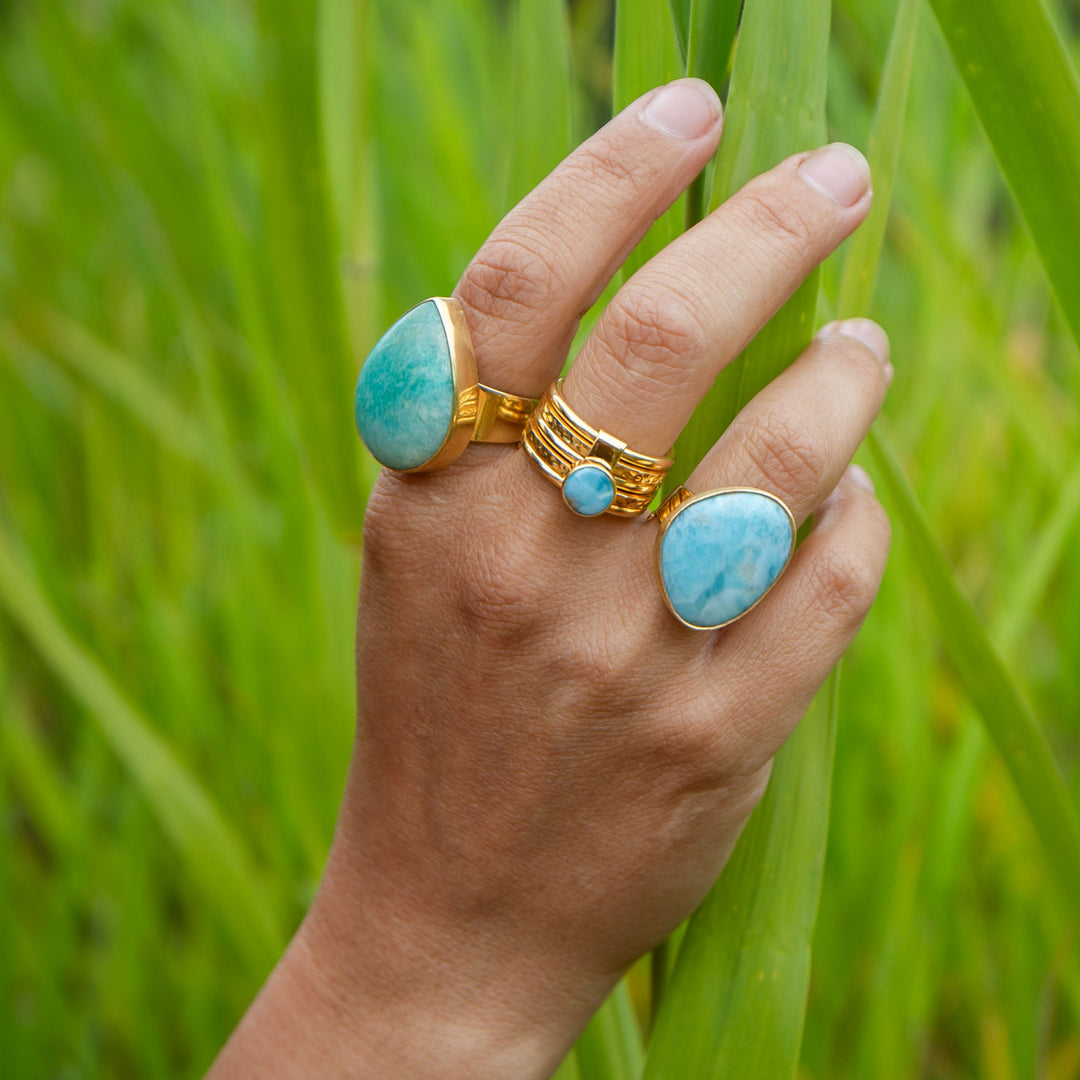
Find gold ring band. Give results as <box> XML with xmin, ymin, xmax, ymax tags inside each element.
<box><xmin>521</xmin><ymin>379</ymin><xmax>674</xmax><ymax>517</ymax></box>
<box><xmin>354</xmin><ymin>297</ymin><xmax>537</xmax><ymax>472</ymax></box>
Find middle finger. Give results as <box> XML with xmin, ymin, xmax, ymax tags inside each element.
<box><xmin>562</xmin><ymin>143</ymin><xmax>873</xmax><ymax>456</ymax></box>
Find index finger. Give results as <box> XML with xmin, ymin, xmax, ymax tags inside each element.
<box><xmin>453</xmin><ymin>78</ymin><xmax>723</xmax><ymax>397</ymax></box>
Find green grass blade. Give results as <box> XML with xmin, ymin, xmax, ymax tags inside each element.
<box><xmin>680</xmin><ymin>0</ymin><xmax>741</xmax><ymax>226</ymax></box>
<box><xmin>573</xmin><ymin>978</ymin><xmax>645</xmax><ymax>1080</ymax></box>
<box><xmin>670</xmin><ymin>0</ymin><xmax>829</xmax><ymax>487</ymax></box>
<box><xmin>643</xmin><ymin>672</ymin><xmax>840</xmax><ymax>1079</ymax></box>
<box><xmin>926</xmin><ymin>0</ymin><xmax>1080</xmax><ymax>345</ymax></box>
<box><xmin>836</xmin><ymin>0</ymin><xmax>920</xmax><ymax>316</ymax></box>
<box><xmin>868</xmin><ymin>427</ymin><xmax>1080</xmax><ymax>906</ymax></box>
<box><xmin>837</xmin><ymin>0</ymin><xmax>1080</xmax><ymax>929</ymax></box>
<box><xmin>613</xmin><ymin>0</ymin><xmax>684</xmax><ymax>281</ymax></box>
<box><xmin>670</xmin><ymin>0</ymin><xmax>690</xmax><ymax>65</ymax></box>
<box><xmin>643</xmin><ymin>1</ymin><xmax>833</xmax><ymax>1072</ymax></box>
<box><xmin>0</xmin><ymin>526</ymin><xmax>284</xmax><ymax>973</ymax></box>
<box><xmin>9</xmin><ymin>313</ymin><xmax>212</xmax><ymax>468</ymax></box>
<box><xmin>997</xmin><ymin>454</ymin><xmax>1080</xmax><ymax>654</ymax></box>
<box><xmin>317</xmin><ymin>0</ymin><xmax>362</xmax><ymax>254</ymax></box>
<box><xmin>507</xmin><ymin>0</ymin><xmax>574</xmax><ymax>206</ymax></box>
<box><xmin>552</xmin><ymin>1051</ymin><xmax>583</xmax><ymax>1080</ymax></box>
<box><xmin>685</xmin><ymin>0</ymin><xmax>740</xmax><ymax>94</ymax></box>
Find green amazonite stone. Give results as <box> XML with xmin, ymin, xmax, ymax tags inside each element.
<box><xmin>354</xmin><ymin>301</ymin><xmax>455</xmax><ymax>470</ymax></box>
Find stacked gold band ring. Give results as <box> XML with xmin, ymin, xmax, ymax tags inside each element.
<box><xmin>521</xmin><ymin>379</ymin><xmax>675</xmax><ymax>517</ymax></box>
<box><xmin>354</xmin><ymin>297</ymin><xmax>537</xmax><ymax>472</ymax></box>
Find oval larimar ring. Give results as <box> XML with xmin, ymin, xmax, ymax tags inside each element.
<box><xmin>354</xmin><ymin>297</ymin><xmax>538</xmax><ymax>472</ymax></box>
<box><xmin>520</xmin><ymin>379</ymin><xmax>675</xmax><ymax>517</ymax></box>
<box><xmin>653</xmin><ymin>485</ymin><xmax>796</xmax><ymax>629</ymax></box>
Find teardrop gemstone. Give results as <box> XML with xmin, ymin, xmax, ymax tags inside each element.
<box><xmin>658</xmin><ymin>490</ymin><xmax>795</xmax><ymax>629</ymax></box>
<box><xmin>354</xmin><ymin>300</ymin><xmax>456</xmax><ymax>470</ymax></box>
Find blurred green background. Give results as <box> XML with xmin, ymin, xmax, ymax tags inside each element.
<box><xmin>1</xmin><ymin>0</ymin><xmax>1078</xmax><ymax>1076</ymax></box>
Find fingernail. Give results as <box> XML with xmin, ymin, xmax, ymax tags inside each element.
<box><xmin>848</xmin><ymin>464</ymin><xmax>875</xmax><ymax>493</ymax></box>
<box><xmin>833</xmin><ymin>317</ymin><xmax>890</xmax><ymax>368</ymax></box>
<box><xmin>798</xmin><ymin>143</ymin><xmax>871</xmax><ymax>206</ymax></box>
<box><xmin>642</xmin><ymin>78</ymin><xmax>722</xmax><ymax>140</ymax></box>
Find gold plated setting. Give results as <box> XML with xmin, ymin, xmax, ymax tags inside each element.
<box><xmin>353</xmin><ymin>296</ymin><xmax>538</xmax><ymax>473</ymax></box>
<box><xmin>410</xmin><ymin>298</ymin><xmax>539</xmax><ymax>472</ymax></box>
<box><xmin>652</xmin><ymin>485</ymin><xmax>797</xmax><ymax>630</ymax></box>
<box><xmin>520</xmin><ymin>379</ymin><xmax>675</xmax><ymax>517</ymax></box>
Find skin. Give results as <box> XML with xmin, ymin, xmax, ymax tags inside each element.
<box><xmin>209</xmin><ymin>78</ymin><xmax>892</xmax><ymax>1078</ymax></box>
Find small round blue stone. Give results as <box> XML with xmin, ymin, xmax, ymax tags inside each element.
<box><xmin>354</xmin><ymin>300</ymin><xmax>455</xmax><ymax>470</ymax></box>
<box><xmin>659</xmin><ymin>490</ymin><xmax>794</xmax><ymax>629</ymax></box>
<box><xmin>563</xmin><ymin>462</ymin><xmax>616</xmax><ymax>516</ymax></box>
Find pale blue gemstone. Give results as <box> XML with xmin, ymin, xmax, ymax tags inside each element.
<box><xmin>659</xmin><ymin>491</ymin><xmax>794</xmax><ymax>629</ymax></box>
<box><xmin>563</xmin><ymin>463</ymin><xmax>615</xmax><ymax>516</ymax></box>
<box><xmin>354</xmin><ymin>300</ymin><xmax>455</xmax><ymax>470</ymax></box>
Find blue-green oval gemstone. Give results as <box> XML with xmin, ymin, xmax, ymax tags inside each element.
<box><xmin>354</xmin><ymin>300</ymin><xmax>455</xmax><ymax>470</ymax></box>
<box><xmin>563</xmin><ymin>462</ymin><xmax>615</xmax><ymax>516</ymax></box>
<box><xmin>659</xmin><ymin>491</ymin><xmax>794</xmax><ymax>629</ymax></box>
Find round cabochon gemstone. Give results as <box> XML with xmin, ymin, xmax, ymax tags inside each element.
<box><xmin>659</xmin><ymin>490</ymin><xmax>795</xmax><ymax>629</ymax></box>
<box><xmin>563</xmin><ymin>462</ymin><xmax>616</xmax><ymax>516</ymax></box>
<box><xmin>354</xmin><ymin>300</ymin><xmax>456</xmax><ymax>470</ymax></box>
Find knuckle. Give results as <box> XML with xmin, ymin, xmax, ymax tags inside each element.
<box><xmin>453</xmin><ymin>535</ymin><xmax>547</xmax><ymax>639</ymax></box>
<box><xmin>602</xmin><ymin>289</ymin><xmax>705</xmax><ymax>389</ymax></box>
<box><xmin>739</xmin><ymin>411</ymin><xmax>825</xmax><ymax>501</ymax></box>
<box><xmin>456</xmin><ymin>232</ymin><xmax>563</xmax><ymax>326</ymax></box>
<box><xmin>568</xmin><ymin>142</ymin><xmax>642</xmax><ymax>193</ymax></box>
<box><xmin>735</xmin><ymin>185</ymin><xmax>818</xmax><ymax>259</ymax></box>
<box><xmin>360</xmin><ymin>472</ymin><xmax>411</xmax><ymax>564</ymax></box>
<box><xmin>650</xmin><ymin>702</ymin><xmax>770</xmax><ymax>789</ymax></box>
<box><xmin>809</xmin><ymin>541</ymin><xmax>882</xmax><ymax>629</ymax></box>
<box><xmin>651</xmin><ymin>706</ymin><xmax>727</xmax><ymax>774</ymax></box>
<box><xmin>547</xmin><ymin>635</ymin><xmax>629</xmax><ymax>706</ymax></box>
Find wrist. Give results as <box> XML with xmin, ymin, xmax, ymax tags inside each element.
<box><xmin>292</xmin><ymin>840</ymin><xmax>604</xmax><ymax>1080</ymax></box>
<box><xmin>209</xmin><ymin>830</ymin><xmax>614</xmax><ymax>1080</ymax></box>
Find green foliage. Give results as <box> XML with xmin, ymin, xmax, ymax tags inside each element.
<box><xmin>0</xmin><ymin>531</ymin><xmax>283</xmax><ymax>972</ymax></box>
<box><xmin>645</xmin><ymin>0</ymin><xmax>836</xmax><ymax>1075</ymax></box>
<box><xmin>644</xmin><ymin>678</ymin><xmax>839</xmax><ymax>1079</ymax></box>
<box><xmin>671</xmin><ymin>0</ymin><xmax>830</xmax><ymax>481</ymax></box>
<box><xmin>613</xmin><ymin>0</ymin><xmax>684</xmax><ymax>279</ymax></box>
<box><xmin>927</xmin><ymin>0</ymin><xmax>1080</xmax><ymax>345</ymax></box>
<box><xmin>1</xmin><ymin>1</ymin><xmax>1078</xmax><ymax>1078</ymax></box>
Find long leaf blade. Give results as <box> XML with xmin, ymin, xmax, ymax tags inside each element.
<box><xmin>670</xmin><ymin>0</ymin><xmax>829</xmax><ymax>488</ymax></box>
<box><xmin>645</xmin><ymin>0</ymin><xmax>833</xmax><ymax>1074</ymax></box>
<box><xmin>836</xmin><ymin>0</ymin><xmax>920</xmax><ymax>316</ymax></box>
<box><xmin>0</xmin><ymin>527</ymin><xmax>284</xmax><ymax>972</ymax></box>
<box><xmin>644</xmin><ymin>674</ymin><xmax>839</xmax><ymax>1079</ymax></box>
<box><xmin>926</xmin><ymin>0</ymin><xmax>1080</xmax><ymax>344</ymax></box>
<box><xmin>613</xmin><ymin>0</ymin><xmax>684</xmax><ymax>282</ymax></box>
<box><xmin>868</xmin><ymin>427</ymin><xmax>1080</xmax><ymax>905</ymax></box>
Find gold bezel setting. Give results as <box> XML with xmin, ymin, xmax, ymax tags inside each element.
<box><xmin>398</xmin><ymin>297</ymin><xmax>479</xmax><ymax>473</ymax></box>
<box><xmin>356</xmin><ymin>297</ymin><xmax>538</xmax><ymax>474</ymax></box>
<box><xmin>652</xmin><ymin>486</ymin><xmax>797</xmax><ymax>630</ymax></box>
<box><xmin>561</xmin><ymin>458</ymin><xmax>617</xmax><ymax>516</ymax></box>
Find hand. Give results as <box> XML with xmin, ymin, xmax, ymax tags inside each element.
<box><xmin>210</xmin><ymin>78</ymin><xmax>890</xmax><ymax>1079</ymax></box>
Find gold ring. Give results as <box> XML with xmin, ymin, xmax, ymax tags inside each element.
<box><xmin>520</xmin><ymin>379</ymin><xmax>674</xmax><ymax>517</ymax></box>
<box><xmin>354</xmin><ymin>297</ymin><xmax>537</xmax><ymax>472</ymax></box>
<box><xmin>653</xmin><ymin>485</ymin><xmax>796</xmax><ymax>629</ymax></box>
